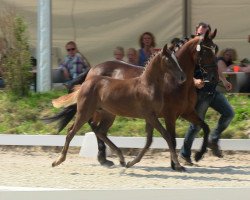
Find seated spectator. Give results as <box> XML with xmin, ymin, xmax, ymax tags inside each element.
<box><xmin>126</xmin><ymin>48</ymin><xmax>138</xmax><ymax>65</ymax></box>
<box><xmin>138</xmin><ymin>32</ymin><xmax>156</xmax><ymax>66</ymax></box>
<box><xmin>0</xmin><ymin>38</ymin><xmax>7</xmax><ymax>88</ymax></box>
<box><xmin>59</xmin><ymin>41</ymin><xmax>89</xmax><ymax>84</ymax></box>
<box><xmin>217</xmin><ymin>48</ymin><xmax>238</xmax><ymax>73</ymax></box>
<box><xmin>0</xmin><ymin>67</ymin><xmax>4</xmax><ymax>88</ymax></box>
<box><xmin>113</xmin><ymin>46</ymin><xmax>125</xmax><ymax>61</ymax></box>
<box><xmin>239</xmin><ymin>58</ymin><xmax>250</xmax><ymax>72</ymax></box>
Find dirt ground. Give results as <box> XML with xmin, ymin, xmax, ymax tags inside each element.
<box><xmin>0</xmin><ymin>146</ymin><xmax>249</xmax><ymax>190</ymax></box>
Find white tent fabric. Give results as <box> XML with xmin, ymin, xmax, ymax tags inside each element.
<box><xmin>1</xmin><ymin>0</ymin><xmax>183</xmax><ymax>66</ymax></box>
<box><xmin>191</xmin><ymin>0</ymin><xmax>250</xmax><ymax>62</ymax></box>
<box><xmin>1</xmin><ymin>0</ymin><xmax>249</xmax><ymax>67</ymax></box>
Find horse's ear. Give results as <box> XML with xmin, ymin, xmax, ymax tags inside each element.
<box><xmin>210</xmin><ymin>29</ymin><xmax>217</xmax><ymax>39</ymax></box>
<box><xmin>162</xmin><ymin>43</ymin><xmax>170</xmax><ymax>57</ymax></box>
<box><xmin>168</xmin><ymin>44</ymin><xmax>175</xmax><ymax>52</ymax></box>
<box><xmin>204</xmin><ymin>29</ymin><xmax>210</xmax><ymax>40</ymax></box>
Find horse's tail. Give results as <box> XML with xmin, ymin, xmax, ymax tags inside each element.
<box><xmin>52</xmin><ymin>88</ymin><xmax>80</xmax><ymax>108</ymax></box>
<box><xmin>41</xmin><ymin>104</ymin><xmax>77</xmax><ymax>133</ymax></box>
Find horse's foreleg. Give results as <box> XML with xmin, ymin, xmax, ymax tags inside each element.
<box><xmin>182</xmin><ymin>111</ymin><xmax>210</xmax><ymax>162</ymax></box>
<box><xmin>147</xmin><ymin>114</ymin><xmax>185</xmax><ymax>172</ymax></box>
<box><xmin>126</xmin><ymin>122</ymin><xmax>153</xmax><ymax>168</ymax></box>
<box><xmin>164</xmin><ymin>117</ymin><xmax>178</xmax><ymax>170</ymax></box>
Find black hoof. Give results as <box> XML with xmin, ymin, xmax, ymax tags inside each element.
<box><xmin>194</xmin><ymin>151</ymin><xmax>204</xmax><ymax>162</ymax></box>
<box><xmin>126</xmin><ymin>161</ymin><xmax>132</xmax><ymax>168</ymax></box>
<box><xmin>120</xmin><ymin>161</ymin><xmax>126</xmax><ymax>167</ymax></box>
<box><xmin>171</xmin><ymin>160</ymin><xmax>175</xmax><ymax>170</ymax></box>
<box><xmin>100</xmin><ymin>160</ymin><xmax>114</xmax><ymax>167</ymax></box>
<box><xmin>175</xmin><ymin>165</ymin><xmax>186</xmax><ymax>172</ymax></box>
<box><xmin>171</xmin><ymin>160</ymin><xmax>186</xmax><ymax>172</ymax></box>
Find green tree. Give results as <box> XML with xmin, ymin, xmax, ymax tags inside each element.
<box><xmin>0</xmin><ymin>8</ymin><xmax>32</xmax><ymax>97</ymax></box>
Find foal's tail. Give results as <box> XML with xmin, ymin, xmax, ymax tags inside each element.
<box><xmin>41</xmin><ymin>85</ymin><xmax>79</xmax><ymax>133</ymax></box>
<box><xmin>52</xmin><ymin>87</ymin><xmax>80</xmax><ymax>108</ymax></box>
<box><xmin>42</xmin><ymin>104</ymin><xmax>77</xmax><ymax>133</ymax></box>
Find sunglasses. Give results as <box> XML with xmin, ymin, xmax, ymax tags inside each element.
<box><xmin>67</xmin><ymin>48</ymin><xmax>75</xmax><ymax>52</ymax></box>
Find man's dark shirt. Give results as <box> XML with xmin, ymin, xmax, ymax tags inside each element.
<box><xmin>194</xmin><ymin>64</ymin><xmax>219</xmax><ymax>94</ymax></box>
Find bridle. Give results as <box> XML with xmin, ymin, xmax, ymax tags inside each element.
<box><xmin>170</xmin><ymin>36</ymin><xmax>217</xmax><ymax>82</ymax></box>
<box><xmin>195</xmin><ymin>36</ymin><xmax>217</xmax><ymax>82</ymax></box>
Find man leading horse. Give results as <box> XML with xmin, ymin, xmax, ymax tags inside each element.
<box><xmin>179</xmin><ymin>22</ymin><xmax>234</xmax><ymax>166</ymax></box>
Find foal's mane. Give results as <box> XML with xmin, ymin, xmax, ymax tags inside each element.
<box><xmin>172</xmin><ymin>37</ymin><xmax>191</xmax><ymax>53</ymax></box>
<box><xmin>144</xmin><ymin>49</ymin><xmax>163</xmax><ymax>69</ymax></box>
<box><xmin>144</xmin><ymin>36</ymin><xmax>195</xmax><ymax>69</ymax></box>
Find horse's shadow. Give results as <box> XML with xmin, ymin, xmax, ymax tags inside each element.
<box><xmin>122</xmin><ymin>165</ymin><xmax>250</xmax><ymax>183</ymax></box>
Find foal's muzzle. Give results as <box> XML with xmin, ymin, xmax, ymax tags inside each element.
<box><xmin>178</xmin><ymin>72</ymin><xmax>187</xmax><ymax>84</ymax></box>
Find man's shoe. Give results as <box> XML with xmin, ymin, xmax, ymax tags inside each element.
<box><xmin>179</xmin><ymin>154</ymin><xmax>193</xmax><ymax>166</ymax></box>
<box><xmin>208</xmin><ymin>142</ymin><xmax>223</xmax><ymax>158</ymax></box>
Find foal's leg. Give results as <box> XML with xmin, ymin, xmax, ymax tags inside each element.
<box><xmin>126</xmin><ymin>122</ymin><xmax>154</xmax><ymax>168</ymax></box>
<box><xmin>164</xmin><ymin>116</ymin><xmax>179</xmax><ymax>170</ymax></box>
<box><xmin>88</xmin><ymin>112</ymin><xmax>115</xmax><ymax>167</ymax></box>
<box><xmin>52</xmin><ymin>95</ymin><xmax>97</xmax><ymax>167</ymax></box>
<box><xmin>93</xmin><ymin>114</ymin><xmax>126</xmax><ymax>167</ymax></box>
<box><xmin>182</xmin><ymin>111</ymin><xmax>210</xmax><ymax>161</ymax></box>
<box><xmin>52</xmin><ymin>112</ymin><xmax>89</xmax><ymax>167</ymax></box>
<box><xmin>146</xmin><ymin>114</ymin><xmax>185</xmax><ymax>172</ymax></box>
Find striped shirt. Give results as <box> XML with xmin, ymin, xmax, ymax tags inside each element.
<box><xmin>59</xmin><ymin>53</ymin><xmax>88</xmax><ymax>79</ymax></box>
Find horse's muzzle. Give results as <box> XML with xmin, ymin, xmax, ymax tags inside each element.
<box><xmin>178</xmin><ymin>72</ymin><xmax>187</xmax><ymax>84</ymax></box>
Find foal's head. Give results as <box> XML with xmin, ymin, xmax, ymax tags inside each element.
<box><xmin>160</xmin><ymin>44</ymin><xmax>186</xmax><ymax>83</ymax></box>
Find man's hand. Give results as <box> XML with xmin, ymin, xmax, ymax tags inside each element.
<box><xmin>193</xmin><ymin>78</ymin><xmax>205</xmax><ymax>89</ymax></box>
<box><xmin>222</xmin><ymin>80</ymin><xmax>232</xmax><ymax>91</ymax></box>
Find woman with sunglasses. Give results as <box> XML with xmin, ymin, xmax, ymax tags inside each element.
<box><xmin>59</xmin><ymin>41</ymin><xmax>90</xmax><ymax>86</ymax></box>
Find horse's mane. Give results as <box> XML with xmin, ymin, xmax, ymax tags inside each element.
<box><xmin>144</xmin><ymin>36</ymin><xmax>196</xmax><ymax>68</ymax></box>
<box><xmin>172</xmin><ymin>37</ymin><xmax>191</xmax><ymax>53</ymax></box>
<box><xmin>144</xmin><ymin>49</ymin><xmax>163</xmax><ymax>69</ymax></box>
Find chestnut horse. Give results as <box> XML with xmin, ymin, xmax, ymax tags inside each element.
<box><xmin>44</xmin><ymin>29</ymin><xmax>217</xmax><ymax>170</ymax></box>
<box><xmin>50</xmin><ymin>44</ymin><xmax>187</xmax><ymax>171</ymax></box>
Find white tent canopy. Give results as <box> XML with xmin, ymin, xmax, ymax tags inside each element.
<box><xmin>0</xmin><ymin>0</ymin><xmax>249</xmax><ymax>90</ymax></box>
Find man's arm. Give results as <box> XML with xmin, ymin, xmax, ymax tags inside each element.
<box><xmin>217</xmin><ymin>68</ymin><xmax>232</xmax><ymax>91</ymax></box>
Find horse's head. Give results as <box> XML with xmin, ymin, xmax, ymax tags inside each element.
<box><xmin>162</xmin><ymin>44</ymin><xmax>186</xmax><ymax>84</ymax></box>
<box><xmin>194</xmin><ymin>29</ymin><xmax>218</xmax><ymax>83</ymax></box>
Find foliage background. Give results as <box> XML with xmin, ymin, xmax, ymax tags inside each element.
<box><xmin>0</xmin><ymin>90</ymin><xmax>249</xmax><ymax>139</ymax></box>
<box><xmin>0</xmin><ymin>7</ymin><xmax>32</xmax><ymax>97</ymax></box>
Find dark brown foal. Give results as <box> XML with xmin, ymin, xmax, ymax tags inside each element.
<box><xmin>51</xmin><ymin>44</ymin><xmax>187</xmax><ymax>171</ymax></box>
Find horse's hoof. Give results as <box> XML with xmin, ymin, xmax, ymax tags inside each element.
<box><xmin>52</xmin><ymin>161</ymin><xmax>59</xmax><ymax>167</ymax></box>
<box><xmin>175</xmin><ymin>165</ymin><xmax>186</xmax><ymax>172</ymax></box>
<box><xmin>171</xmin><ymin>160</ymin><xmax>175</xmax><ymax>170</ymax></box>
<box><xmin>194</xmin><ymin>152</ymin><xmax>204</xmax><ymax>162</ymax></box>
<box><xmin>126</xmin><ymin>161</ymin><xmax>132</xmax><ymax>168</ymax></box>
<box><xmin>100</xmin><ymin>160</ymin><xmax>114</xmax><ymax>167</ymax></box>
<box><xmin>120</xmin><ymin>161</ymin><xmax>126</xmax><ymax>167</ymax></box>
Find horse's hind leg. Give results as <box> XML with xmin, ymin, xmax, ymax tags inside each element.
<box><xmin>52</xmin><ymin>100</ymin><xmax>95</xmax><ymax>167</ymax></box>
<box><xmin>182</xmin><ymin>111</ymin><xmax>210</xmax><ymax>162</ymax></box>
<box><xmin>88</xmin><ymin>112</ymin><xmax>115</xmax><ymax>167</ymax></box>
<box><xmin>92</xmin><ymin>113</ymin><xmax>126</xmax><ymax>166</ymax></box>
<box><xmin>126</xmin><ymin>122</ymin><xmax>153</xmax><ymax>168</ymax></box>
